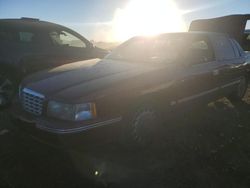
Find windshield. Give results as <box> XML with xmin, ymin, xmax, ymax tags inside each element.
<box><xmin>106</xmin><ymin>35</ymin><xmax>188</xmax><ymax>63</ymax></box>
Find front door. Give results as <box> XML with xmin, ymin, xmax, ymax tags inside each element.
<box><xmin>175</xmin><ymin>35</ymin><xmax>220</xmax><ymax>107</ymax></box>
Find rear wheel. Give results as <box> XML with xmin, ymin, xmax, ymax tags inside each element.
<box><xmin>228</xmin><ymin>76</ymin><xmax>248</xmax><ymax>102</ymax></box>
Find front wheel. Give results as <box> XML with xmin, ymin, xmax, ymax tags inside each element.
<box><xmin>121</xmin><ymin>104</ymin><xmax>165</xmax><ymax>149</ymax></box>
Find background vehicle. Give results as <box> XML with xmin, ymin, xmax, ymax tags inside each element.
<box><xmin>13</xmin><ymin>32</ymin><xmax>249</xmax><ymax>147</ymax></box>
<box><xmin>189</xmin><ymin>14</ymin><xmax>250</xmax><ymax>51</ymax></box>
<box><xmin>0</xmin><ymin>17</ymin><xmax>108</xmax><ymax>108</ymax></box>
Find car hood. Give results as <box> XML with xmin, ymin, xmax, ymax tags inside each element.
<box><xmin>23</xmin><ymin>58</ymin><xmax>158</xmax><ymax>102</ymax></box>
<box><xmin>189</xmin><ymin>14</ymin><xmax>250</xmax><ymax>50</ymax></box>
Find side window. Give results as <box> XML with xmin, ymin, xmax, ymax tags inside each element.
<box><xmin>191</xmin><ymin>40</ymin><xmax>209</xmax><ymax>50</ymax></box>
<box><xmin>212</xmin><ymin>35</ymin><xmax>235</xmax><ymax>60</ymax></box>
<box><xmin>49</xmin><ymin>30</ymin><xmax>86</xmax><ymax>48</ymax></box>
<box><xmin>187</xmin><ymin>37</ymin><xmax>214</xmax><ymax>64</ymax></box>
<box><xmin>149</xmin><ymin>37</ymin><xmax>185</xmax><ymax>62</ymax></box>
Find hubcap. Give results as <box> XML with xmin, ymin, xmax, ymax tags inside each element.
<box><xmin>131</xmin><ymin>109</ymin><xmax>157</xmax><ymax>145</ymax></box>
<box><xmin>0</xmin><ymin>75</ymin><xmax>14</xmax><ymax>106</ymax></box>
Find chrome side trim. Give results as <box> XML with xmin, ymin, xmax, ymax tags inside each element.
<box><xmin>178</xmin><ymin>87</ymin><xmax>219</xmax><ymax>103</ymax></box>
<box><xmin>177</xmin><ymin>79</ymin><xmax>241</xmax><ymax>104</ymax></box>
<box><xmin>220</xmin><ymin>80</ymin><xmax>241</xmax><ymax>89</ymax></box>
<box><xmin>36</xmin><ymin>117</ymin><xmax>122</xmax><ymax>134</ymax></box>
<box><xmin>141</xmin><ymin>81</ymin><xmax>174</xmax><ymax>95</ymax></box>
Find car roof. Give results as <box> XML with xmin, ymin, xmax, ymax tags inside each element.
<box><xmin>0</xmin><ymin>17</ymin><xmax>92</xmax><ymax>45</ymax></box>
<box><xmin>0</xmin><ymin>17</ymin><xmax>66</xmax><ymax>30</ymax></box>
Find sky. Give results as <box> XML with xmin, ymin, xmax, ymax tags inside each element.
<box><xmin>0</xmin><ymin>0</ymin><xmax>250</xmax><ymax>42</ymax></box>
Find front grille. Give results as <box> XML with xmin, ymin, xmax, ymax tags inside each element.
<box><xmin>21</xmin><ymin>88</ymin><xmax>45</xmax><ymax>116</ymax></box>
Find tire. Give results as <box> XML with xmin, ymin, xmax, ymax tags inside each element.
<box><xmin>120</xmin><ymin>104</ymin><xmax>165</xmax><ymax>150</ymax></box>
<box><xmin>228</xmin><ymin>76</ymin><xmax>248</xmax><ymax>102</ymax></box>
<box><xmin>0</xmin><ymin>69</ymin><xmax>18</xmax><ymax>109</ymax></box>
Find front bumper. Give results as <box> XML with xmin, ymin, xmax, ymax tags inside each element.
<box><xmin>11</xmin><ymin>100</ymin><xmax>122</xmax><ymax>133</ymax></box>
<box><xmin>36</xmin><ymin>117</ymin><xmax>122</xmax><ymax>134</ymax></box>
<box><xmin>10</xmin><ymin>101</ymin><xmax>123</xmax><ymax>146</ymax></box>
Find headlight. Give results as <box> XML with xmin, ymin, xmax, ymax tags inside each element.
<box><xmin>47</xmin><ymin>101</ymin><xmax>97</xmax><ymax>121</ymax></box>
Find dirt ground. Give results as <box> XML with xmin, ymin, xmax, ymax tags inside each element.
<box><xmin>1</xmin><ymin>89</ymin><xmax>250</xmax><ymax>188</ymax></box>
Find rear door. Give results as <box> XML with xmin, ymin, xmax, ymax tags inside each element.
<box><xmin>9</xmin><ymin>28</ymin><xmax>54</xmax><ymax>74</ymax></box>
<box><xmin>210</xmin><ymin>35</ymin><xmax>246</xmax><ymax>94</ymax></box>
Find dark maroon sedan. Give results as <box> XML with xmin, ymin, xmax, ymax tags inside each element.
<box><xmin>12</xmin><ymin>31</ymin><xmax>250</xmax><ymax>147</ymax></box>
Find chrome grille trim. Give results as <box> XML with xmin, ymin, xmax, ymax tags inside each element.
<box><xmin>21</xmin><ymin>88</ymin><xmax>45</xmax><ymax>116</ymax></box>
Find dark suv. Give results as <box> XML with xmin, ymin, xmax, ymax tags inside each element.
<box><xmin>0</xmin><ymin>17</ymin><xmax>108</xmax><ymax>108</ymax></box>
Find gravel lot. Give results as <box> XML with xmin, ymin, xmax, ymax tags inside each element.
<box><xmin>1</xmin><ymin>89</ymin><xmax>250</xmax><ymax>188</ymax></box>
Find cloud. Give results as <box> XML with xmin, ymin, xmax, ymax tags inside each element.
<box><xmin>182</xmin><ymin>0</ymin><xmax>233</xmax><ymax>15</ymax></box>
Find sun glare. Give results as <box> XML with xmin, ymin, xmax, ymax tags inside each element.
<box><xmin>112</xmin><ymin>0</ymin><xmax>186</xmax><ymax>41</ymax></box>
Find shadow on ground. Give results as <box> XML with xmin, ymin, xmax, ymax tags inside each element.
<box><xmin>1</xmin><ymin>90</ymin><xmax>250</xmax><ymax>188</ymax></box>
